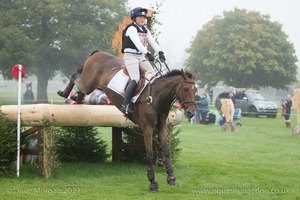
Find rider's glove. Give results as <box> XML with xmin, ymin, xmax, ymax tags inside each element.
<box><xmin>146</xmin><ymin>52</ymin><xmax>155</xmax><ymax>62</ymax></box>
<box><xmin>158</xmin><ymin>51</ymin><xmax>166</xmax><ymax>62</ymax></box>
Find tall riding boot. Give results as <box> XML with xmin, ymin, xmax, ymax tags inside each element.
<box><xmin>121</xmin><ymin>80</ymin><xmax>137</xmax><ymax>114</ymax></box>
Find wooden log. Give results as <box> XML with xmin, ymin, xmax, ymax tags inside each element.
<box><xmin>1</xmin><ymin>104</ymin><xmax>183</xmax><ymax>127</ymax></box>
<box><xmin>1</xmin><ymin>104</ymin><xmax>136</xmax><ymax>127</ymax></box>
<box><xmin>167</xmin><ymin>109</ymin><xmax>184</xmax><ymax>126</ymax></box>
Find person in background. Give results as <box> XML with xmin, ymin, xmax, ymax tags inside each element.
<box><xmin>282</xmin><ymin>94</ymin><xmax>292</xmax><ymax>128</ymax></box>
<box><xmin>121</xmin><ymin>7</ymin><xmax>166</xmax><ymax>114</ymax></box>
<box><xmin>23</xmin><ymin>82</ymin><xmax>35</xmax><ymax>104</ymax></box>
<box><xmin>228</xmin><ymin>91</ymin><xmax>236</xmax><ymax>107</ymax></box>
<box><xmin>208</xmin><ymin>88</ymin><xmax>213</xmax><ymax>104</ymax></box>
<box><xmin>194</xmin><ymin>93</ymin><xmax>201</xmax><ymax>124</ymax></box>
<box><xmin>195</xmin><ymin>92</ymin><xmax>210</xmax><ymax>124</ymax></box>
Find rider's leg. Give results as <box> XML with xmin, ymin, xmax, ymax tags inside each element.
<box><xmin>121</xmin><ymin>80</ymin><xmax>137</xmax><ymax>114</ymax></box>
<box><xmin>121</xmin><ymin>53</ymin><xmax>140</xmax><ymax>114</ymax></box>
<box><xmin>140</xmin><ymin>59</ymin><xmax>154</xmax><ymax>72</ymax></box>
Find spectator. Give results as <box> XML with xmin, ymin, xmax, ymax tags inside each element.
<box><xmin>194</xmin><ymin>93</ymin><xmax>201</xmax><ymax>124</ymax></box>
<box><xmin>23</xmin><ymin>82</ymin><xmax>34</xmax><ymax>104</ymax></box>
<box><xmin>229</xmin><ymin>91</ymin><xmax>236</xmax><ymax>106</ymax></box>
<box><xmin>282</xmin><ymin>94</ymin><xmax>292</xmax><ymax>128</ymax></box>
<box><xmin>195</xmin><ymin>92</ymin><xmax>210</xmax><ymax>124</ymax></box>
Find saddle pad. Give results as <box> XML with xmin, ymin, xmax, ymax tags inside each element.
<box><xmin>107</xmin><ymin>70</ymin><xmax>155</xmax><ymax>103</ymax></box>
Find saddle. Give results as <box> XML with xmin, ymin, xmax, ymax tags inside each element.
<box><xmin>122</xmin><ymin>68</ymin><xmax>154</xmax><ymax>96</ymax></box>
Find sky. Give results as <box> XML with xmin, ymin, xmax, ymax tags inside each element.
<box><xmin>127</xmin><ymin>0</ymin><xmax>300</xmax><ymax>69</ymax></box>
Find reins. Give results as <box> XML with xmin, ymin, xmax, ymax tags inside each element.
<box><xmin>138</xmin><ymin>60</ymin><xmax>176</xmax><ymax>117</ymax></box>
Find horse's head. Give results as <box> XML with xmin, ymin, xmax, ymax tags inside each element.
<box><xmin>176</xmin><ymin>69</ymin><xmax>196</xmax><ymax>118</ymax></box>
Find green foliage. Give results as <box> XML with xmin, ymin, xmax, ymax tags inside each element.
<box><xmin>149</xmin><ymin>0</ymin><xmax>165</xmax><ymax>41</ymax></box>
<box><xmin>0</xmin><ymin>108</ymin><xmax>17</xmax><ymax>177</ymax></box>
<box><xmin>0</xmin><ymin>0</ymin><xmax>128</xmax><ymax>101</ymax></box>
<box><xmin>54</xmin><ymin>126</ymin><xmax>110</xmax><ymax>163</ymax></box>
<box><xmin>121</xmin><ymin>124</ymin><xmax>182</xmax><ymax>166</ymax></box>
<box><xmin>185</xmin><ymin>8</ymin><xmax>298</xmax><ymax>90</ymax></box>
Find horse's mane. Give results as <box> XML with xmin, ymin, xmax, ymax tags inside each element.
<box><xmin>159</xmin><ymin>69</ymin><xmax>193</xmax><ymax>79</ymax></box>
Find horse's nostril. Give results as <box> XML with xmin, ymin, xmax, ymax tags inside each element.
<box><xmin>185</xmin><ymin>110</ymin><xmax>193</xmax><ymax>117</ymax></box>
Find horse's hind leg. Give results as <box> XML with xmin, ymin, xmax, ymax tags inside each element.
<box><xmin>57</xmin><ymin>66</ymin><xmax>83</xmax><ymax>98</ymax></box>
<box><xmin>159</xmin><ymin>122</ymin><xmax>176</xmax><ymax>186</ymax></box>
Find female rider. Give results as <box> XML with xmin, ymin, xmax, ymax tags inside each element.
<box><xmin>121</xmin><ymin>7</ymin><xmax>166</xmax><ymax>114</ymax></box>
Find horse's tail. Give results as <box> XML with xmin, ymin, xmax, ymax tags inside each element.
<box><xmin>90</xmin><ymin>50</ymin><xmax>100</xmax><ymax>56</ymax></box>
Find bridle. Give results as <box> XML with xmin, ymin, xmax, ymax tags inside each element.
<box><xmin>139</xmin><ymin>73</ymin><xmax>196</xmax><ymax>117</ymax></box>
<box><xmin>176</xmin><ymin>80</ymin><xmax>196</xmax><ymax>111</ymax></box>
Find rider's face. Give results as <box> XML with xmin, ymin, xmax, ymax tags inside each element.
<box><xmin>135</xmin><ymin>16</ymin><xmax>146</xmax><ymax>26</ymax></box>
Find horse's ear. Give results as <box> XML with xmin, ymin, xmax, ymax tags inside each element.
<box><xmin>181</xmin><ymin>68</ymin><xmax>194</xmax><ymax>80</ymax></box>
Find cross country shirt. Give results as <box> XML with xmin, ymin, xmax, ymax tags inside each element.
<box><xmin>122</xmin><ymin>22</ymin><xmax>161</xmax><ymax>55</ymax></box>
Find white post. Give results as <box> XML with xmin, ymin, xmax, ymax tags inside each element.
<box><xmin>16</xmin><ymin>64</ymin><xmax>22</xmax><ymax>177</ymax></box>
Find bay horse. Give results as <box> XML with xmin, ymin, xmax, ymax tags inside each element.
<box><xmin>58</xmin><ymin>51</ymin><xmax>196</xmax><ymax>192</ymax></box>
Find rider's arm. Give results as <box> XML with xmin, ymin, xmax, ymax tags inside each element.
<box><xmin>145</xmin><ymin>27</ymin><xmax>161</xmax><ymax>53</ymax></box>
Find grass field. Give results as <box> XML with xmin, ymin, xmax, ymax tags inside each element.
<box><xmin>1</xmin><ymin>111</ymin><xmax>300</xmax><ymax>200</ymax></box>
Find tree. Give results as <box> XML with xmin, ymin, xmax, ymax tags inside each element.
<box><xmin>185</xmin><ymin>8</ymin><xmax>298</xmax><ymax>90</ymax></box>
<box><xmin>0</xmin><ymin>0</ymin><xmax>128</xmax><ymax>102</ymax></box>
<box><xmin>54</xmin><ymin>126</ymin><xmax>109</xmax><ymax>163</ymax></box>
<box><xmin>0</xmin><ymin>108</ymin><xmax>17</xmax><ymax>177</ymax></box>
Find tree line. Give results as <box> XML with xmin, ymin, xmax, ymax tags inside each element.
<box><xmin>1</xmin><ymin>3</ymin><xmax>298</xmax><ymax>103</ymax></box>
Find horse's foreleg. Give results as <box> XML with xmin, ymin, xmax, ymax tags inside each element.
<box><xmin>143</xmin><ymin>129</ymin><xmax>159</xmax><ymax>192</ymax></box>
<box><xmin>159</xmin><ymin>122</ymin><xmax>176</xmax><ymax>186</ymax></box>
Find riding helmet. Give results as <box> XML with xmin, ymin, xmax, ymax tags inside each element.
<box><xmin>131</xmin><ymin>7</ymin><xmax>148</xmax><ymax>20</ymax></box>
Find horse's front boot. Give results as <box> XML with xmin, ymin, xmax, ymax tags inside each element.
<box><xmin>149</xmin><ymin>181</ymin><xmax>159</xmax><ymax>192</ymax></box>
<box><xmin>167</xmin><ymin>175</ymin><xmax>176</xmax><ymax>186</ymax></box>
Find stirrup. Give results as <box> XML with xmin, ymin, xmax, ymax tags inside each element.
<box><xmin>121</xmin><ymin>104</ymin><xmax>134</xmax><ymax>115</ymax></box>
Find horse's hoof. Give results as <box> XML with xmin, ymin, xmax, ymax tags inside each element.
<box><xmin>57</xmin><ymin>90</ymin><xmax>63</xmax><ymax>97</ymax></box>
<box><xmin>57</xmin><ymin>90</ymin><xmax>68</xmax><ymax>98</ymax></box>
<box><xmin>150</xmin><ymin>188</ymin><xmax>158</xmax><ymax>192</ymax></box>
<box><xmin>149</xmin><ymin>182</ymin><xmax>159</xmax><ymax>192</ymax></box>
<box><xmin>167</xmin><ymin>175</ymin><xmax>176</xmax><ymax>186</ymax></box>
